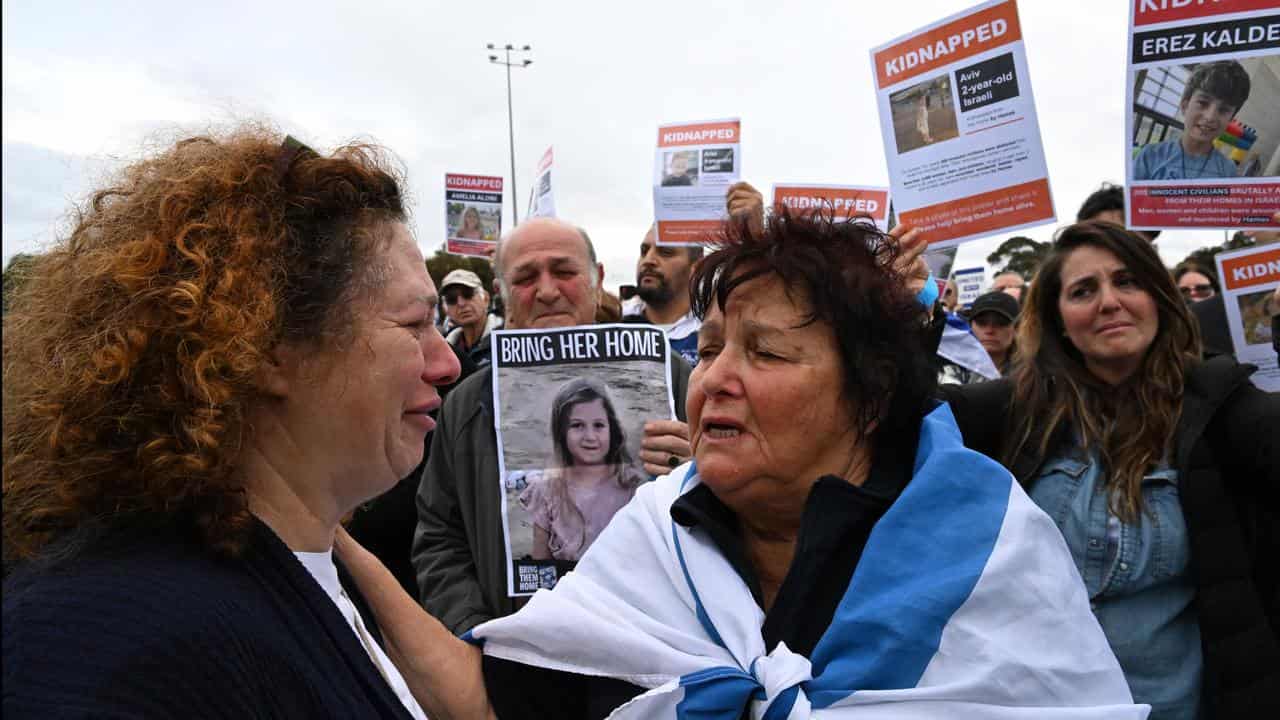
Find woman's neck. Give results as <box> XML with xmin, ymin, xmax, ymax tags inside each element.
<box><xmin>739</xmin><ymin>515</ymin><xmax>800</xmax><ymax>612</ymax></box>
<box><xmin>240</xmin><ymin>419</ymin><xmax>342</xmax><ymax>552</ymax></box>
<box><xmin>734</xmin><ymin>443</ymin><xmax>873</xmax><ymax>611</ymax></box>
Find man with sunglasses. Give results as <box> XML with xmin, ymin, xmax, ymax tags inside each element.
<box><xmin>440</xmin><ymin>269</ymin><xmax>502</xmax><ymax>369</ymax></box>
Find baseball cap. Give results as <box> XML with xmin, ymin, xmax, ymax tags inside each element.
<box><xmin>965</xmin><ymin>291</ymin><xmax>1020</xmax><ymax>323</ymax></box>
<box><xmin>441</xmin><ymin>269</ymin><xmax>484</xmax><ymax>291</ymax></box>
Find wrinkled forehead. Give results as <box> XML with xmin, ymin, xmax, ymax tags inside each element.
<box><xmin>504</xmin><ymin>222</ymin><xmax>591</xmax><ymax>273</ymax></box>
<box><xmin>704</xmin><ymin>271</ymin><xmax>812</xmax><ymax>327</ymax></box>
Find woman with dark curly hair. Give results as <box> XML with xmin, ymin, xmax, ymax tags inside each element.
<box><xmin>3</xmin><ymin>127</ymin><xmax>458</xmax><ymax>718</ymax></box>
<box><xmin>331</xmin><ymin>209</ymin><xmax>1144</xmax><ymax>719</ymax></box>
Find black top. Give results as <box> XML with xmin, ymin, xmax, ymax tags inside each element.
<box><xmin>482</xmin><ymin>432</ymin><xmax>916</xmax><ymax>720</ymax></box>
<box><xmin>3</xmin><ymin>520</ymin><xmax>414</xmax><ymax>719</ymax></box>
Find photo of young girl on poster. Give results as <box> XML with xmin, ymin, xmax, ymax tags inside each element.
<box><xmin>518</xmin><ymin>378</ymin><xmax>648</xmax><ymax>562</ymax></box>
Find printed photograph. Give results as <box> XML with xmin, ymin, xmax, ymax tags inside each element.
<box><xmin>701</xmin><ymin>147</ymin><xmax>735</xmax><ymax>174</ymax></box>
<box><xmin>1130</xmin><ymin>55</ymin><xmax>1280</xmax><ymax>181</ymax></box>
<box><xmin>1236</xmin><ymin>287</ymin><xmax>1277</xmax><ymax>346</ymax></box>
<box><xmin>498</xmin><ymin>361</ymin><xmax>672</xmax><ymax>593</ymax></box>
<box><xmin>890</xmin><ymin>73</ymin><xmax>959</xmax><ymax>154</ymax></box>
<box><xmin>446</xmin><ymin>202</ymin><xmax>501</xmax><ymax>240</ymax></box>
<box><xmin>661</xmin><ymin>149</ymin><xmax>700</xmax><ymax>187</ymax></box>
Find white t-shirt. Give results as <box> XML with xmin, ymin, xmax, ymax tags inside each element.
<box><xmin>294</xmin><ymin>550</ymin><xmax>428</xmax><ymax>720</ymax></box>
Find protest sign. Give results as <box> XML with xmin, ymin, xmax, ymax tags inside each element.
<box><xmin>953</xmin><ymin>266</ymin><xmax>986</xmax><ymax>308</ymax></box>
<box><xmin>772</xmin><ymin>184</ymin><xmax>891</xmax><ymax>230</ymax></box>
<box><xmin>871</xmin><ymin>0</ymin><xmax>1055</xmax><ymax>250</ymax></box>
<box><xmin>492</xmin><ymin>324</ymin><xmax>676</xmax><ymax>595</ymax></box>
<box><xmin>1215</xmin><ymin>244</ymin><xmax>1280</xmax><ymax>390</ymax></box>
<box><xmin>445</xmin><ymin>173</ymin><xmax>503</xmax><ymax>258</ymax></box>
<box><xmin>653</xmin><ymin>118</ymin><xmax>741</xmax><ymax>246</ymax></box>
<box><xmin>1125</xmin><ymin>1</ymin><xmax>1280</xmax><ymax>230</ymax></box>
<box><xmin>527</xmin><ymin>146</ymin><xmax>556</xmax><ymax>219</ymax></box>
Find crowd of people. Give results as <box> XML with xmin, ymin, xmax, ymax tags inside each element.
<box><xmin>3</xmin><ymin>124</ymin><xmax>1278</xmax><ymax>720</ymax></box>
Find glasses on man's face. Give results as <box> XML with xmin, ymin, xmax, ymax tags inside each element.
<box><xmin>1179</xmin><ymin>284</ymin><xmax>1214</xmax><ymax>299</ymax></box>
<box><xmin>443</xmin><ymin>287</ymin><xmax>477</xmax><ymax>306</ymax></box>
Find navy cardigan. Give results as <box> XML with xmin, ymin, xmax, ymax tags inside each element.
<box><xmin>3</xmin><ymin>519</ymin><xmax>416</xmax><ymax>719</ymax></box>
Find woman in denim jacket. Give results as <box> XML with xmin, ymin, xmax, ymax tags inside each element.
<box><xmin>939</xmin><ymin>221</ymin><xmax>1279</xmax><ymax>720</ymax></box>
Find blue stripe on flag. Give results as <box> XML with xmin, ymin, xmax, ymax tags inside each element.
<box><xmin>671</xmin><ymin>521</ymin><xmax>727</xmax><ymax>651</ymax></box>
<box><xmin>805</xmin><ymin>403</ymin><xmax>1011</xmax><ymax>708</ymax></box>
<box><xmin>675</xmin><ymin>666</ymin><xmax>759</xmax><ymax>720</ymax></box>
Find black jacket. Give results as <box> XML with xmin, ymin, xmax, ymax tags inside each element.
<box><xmin>941</xmin><ymin>357</ymin><xmax>1280</xmax><ymax>717</ymax></box>
<box><xmin>4</xmin><ymin>521</ymin><xmax>414</xmax><ymax>719</ymax></box>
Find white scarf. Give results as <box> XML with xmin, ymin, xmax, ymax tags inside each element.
<box><xmin>468</xmin><ymin>404</ymin><xmax>1149</xmax><ymax>719</ymax></box>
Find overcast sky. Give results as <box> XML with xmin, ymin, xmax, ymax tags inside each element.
<box><xmin>3</xmin><ymin>0</ymin><xmax>1236</xmax><ymax>290</ymax></box>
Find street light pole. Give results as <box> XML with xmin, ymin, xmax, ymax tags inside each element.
<box><xmin>487</xmin><ymin>43</ymin><xmax>532</xmax><ymax>226</ymax></box>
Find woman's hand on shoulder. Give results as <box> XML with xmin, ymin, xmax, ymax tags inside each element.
<box><xmin>333</xmin><ymin>528</ymin><xmax>494</xmax><ymax>720</ymax></box>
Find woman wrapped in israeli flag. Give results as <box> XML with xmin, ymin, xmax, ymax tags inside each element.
<box><xmin>337</xmin><ymin>208</ymin><xmax>1148</xmax><ymax>719</ymax></box>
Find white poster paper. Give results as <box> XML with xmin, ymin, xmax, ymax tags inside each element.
<box><xmin>871</xmin><ymin>0</ymin><xmax>1055</xmax><ymax>250</ymax></box>
<box><xmin>1214</xmin><ymin>243</ymin><xmax>1280</xmax><ymax>391</ymax></box>
<box><xmin>653</xmin><ymin>118</ymin><xmax>741</xmax><ymax>246</ymax></box>
<box><xmin>1125</xmin><ymin>0</ymin><xmax>1280</xmax><ymax>231</ymax></box>
<box><xmin>527</xmin><ymin>146</ymin><xmax>556</xmax><ymax>219</ymax></box>
<box><xmin>953</xmin><ymin>266</ymin><xmax>986</xmax><ymax>309</ymax></box>
<box><xmin>492</xmin><ymin>324</ymin><xmax>676</xmax><ymax>595</ymax></box>
<box><xmin>445</xmin><ymin>173</ymin><xmax>503</xmax><ymax>258</ymax></box>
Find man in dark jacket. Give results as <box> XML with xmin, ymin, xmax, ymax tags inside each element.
<box><xmin>413</xmin><ymin>218</ymin><xmax>692</xmax><ymax>634</ymax></box>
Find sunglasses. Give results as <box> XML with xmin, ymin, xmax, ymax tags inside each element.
<box><xmin>1179</xmin><ymin>284</ymin><xmax>1214</xmax><ymax>298</ymax></box>
<box><xmin>443</xmin><ymin>286</ymin><xmax>478</xmax><ymax>305</ymax></box>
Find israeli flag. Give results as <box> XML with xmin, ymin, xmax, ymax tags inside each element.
<box><xmin>938</xmin><ymin>312</ymin><xmax>1001</xmax><ymax>380</ymax></box>
<box><xmin>467</xmin><ymin>404</ymin><xmax>1147</xmax><ymax>719</ymax></box>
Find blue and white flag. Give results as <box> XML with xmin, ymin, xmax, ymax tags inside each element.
<box><xmin>938</xmin><ymin>312</ymin><xmax>1001</xmax><ymax>379</ymax></box>
<box><xmin>468</xmin><ymin>404</ymin><xmax>1148</xmax><ymax>719</ymax></box>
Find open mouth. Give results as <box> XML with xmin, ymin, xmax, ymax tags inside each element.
<box><xmin>702</xmin><ymin>419</ymin><xmax>744</xmax><ymax>439</ymax></box>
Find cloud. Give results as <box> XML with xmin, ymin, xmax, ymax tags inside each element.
<box><xmin>0</xmin><ymin>0</ymin><xmax>1243</xmax><ymax>282</ymax></box>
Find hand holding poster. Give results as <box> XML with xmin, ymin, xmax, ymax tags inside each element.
<box><xmin>1214</xmin><ymin>243</ymin><xmax>1280</xmax><ymax>390</ymax></box>
<box><xmin>1125</xmin><ymin>0</ymin><xmax>1280</xmax><ymax>230</ymax></box>
<box><xmin>653</xmin><ymin>118</ymin><xmax>741</xmax><ymax>245</ymax></box>
<box><xmin>445</xmin><ymin>173</ymin><xmax>503</xmax><ymax>258</ymax></box>
<box><xmin>871</xmin><ymin>0</ymin><xmax>1055</xmax><ymax>249</ymax></box>
<box><xmin>492</xmin><ymin>324</ymin><xmax>676</xmax><ymax>595</ymax></box>
<box><xmin>772</xmin><ymin>184</ymin><xmax>891</xmax><ymax>230</ymax></box>
<box><xmin>527</xmin><ymin>146</ymin><xmax>556</xmax><ymax>219</ymax></box>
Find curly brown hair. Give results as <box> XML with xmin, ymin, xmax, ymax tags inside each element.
<box><xmin>3</xmin><ymin>125</ymin><xmax>406</xmax><ymax>564</ymax></box>
<box><xmin>1006</xmin><ymin>221</ymin><xmax>1200</xmax><ymax>522</ymax></box>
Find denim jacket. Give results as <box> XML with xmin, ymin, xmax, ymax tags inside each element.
<box><xmin>1029</xmin><ymin>451</ymin><xmax>1202</xmax><ymax>720</ymax></box>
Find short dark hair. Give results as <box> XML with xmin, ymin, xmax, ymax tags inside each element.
<box><xmin>1077</xmin><ymin>183</ymin><xmax>1160</xmax><ymax>241</ymax></box>
<box><xmin>1181</xmin><ymin>60</ymin><xmax>1251</xmax><ymax>112</ymax></box>
<box><xmin>690</xmin><ymin>209</ymin><xmax>936</xmax><ymax>440</ymax></box>
<box><xmin>1077</xmin><ymin>183</ymin><xmax>1124</xmax><ymax>222</ymax></box>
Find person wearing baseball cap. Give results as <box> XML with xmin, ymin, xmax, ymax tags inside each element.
<box><xmin>965</xmin><ymin>291</ymin><xmax>1019</xmax><ymax>375</ymax></box>
<box><xmin>441</xmin><ymin>268</ymin><xmax>502</xmax><ymax>368</ymax></box>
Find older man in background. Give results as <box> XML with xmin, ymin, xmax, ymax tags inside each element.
<box><xmin>440</xmin><ymin>269</ymin><xmax>502</xmax><ymax>369</ymax></box>
<box><xmin>413</xmin><ymin>218</ymin><xmax>693</xmax><ymax>634</ymax></box>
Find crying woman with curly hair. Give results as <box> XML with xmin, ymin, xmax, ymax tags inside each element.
<box><xmin>2</xmin><ymin>126</ymin><xmax>459</xmax><ymax>719</ymax></box>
